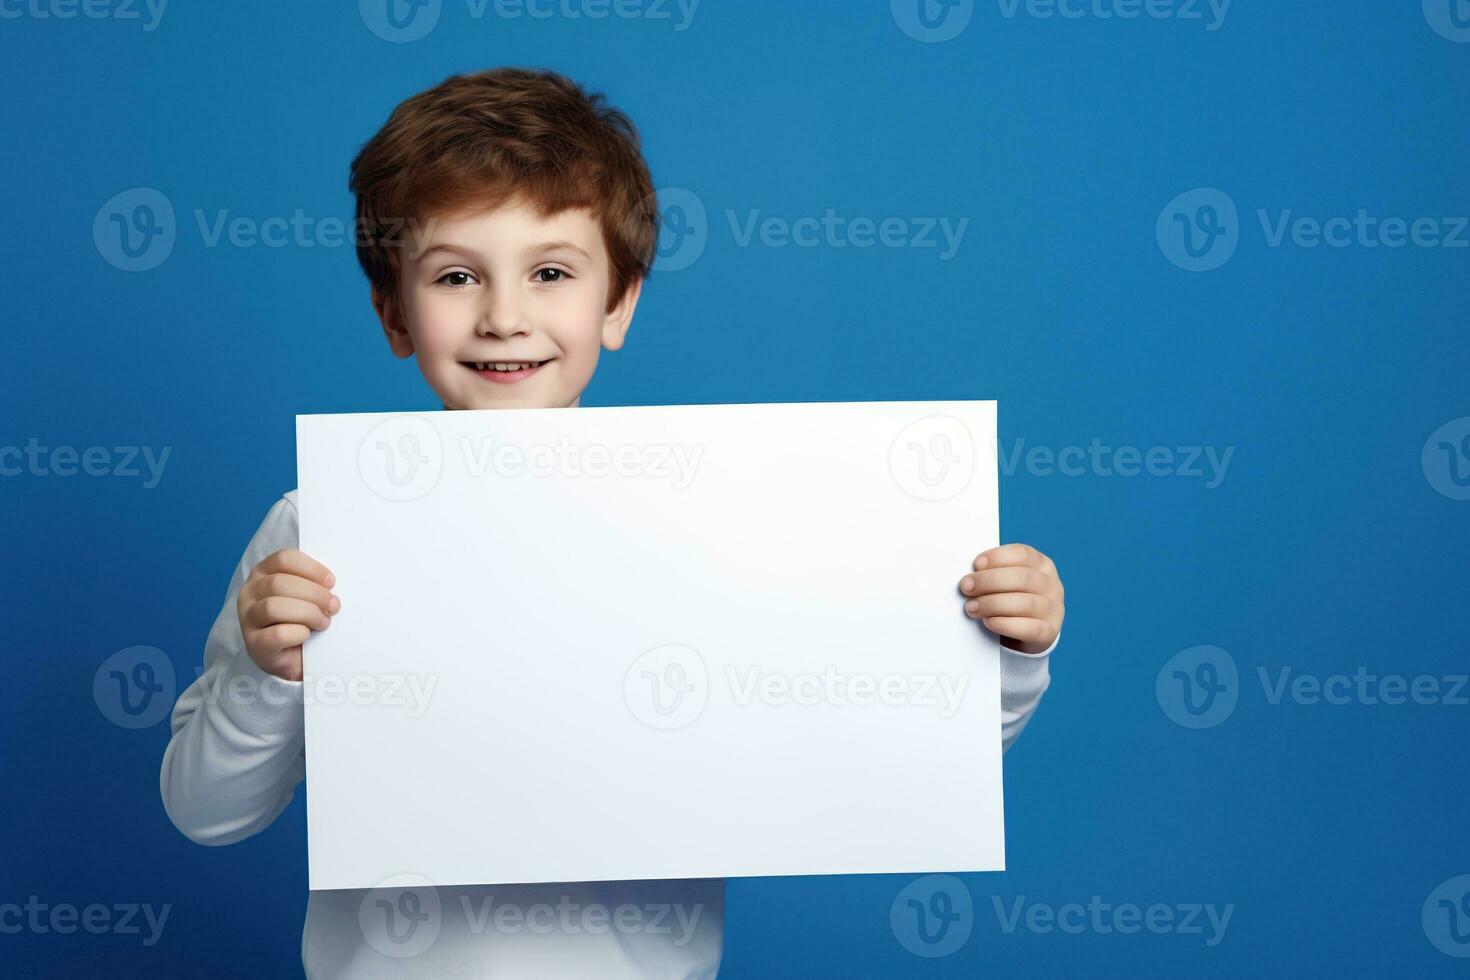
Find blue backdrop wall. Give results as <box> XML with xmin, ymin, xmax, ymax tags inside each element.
<box><xmin>2</xmin><ymin>1</ymin><xmax>1467</xmax><ymax>975</ymax></box>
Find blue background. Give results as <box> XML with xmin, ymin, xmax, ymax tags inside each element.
<box><xmin>3</xmin><ymin>0</ymin><xmax>1467</xmax><ymax>975</ymax></box>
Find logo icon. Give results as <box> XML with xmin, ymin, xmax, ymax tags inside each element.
<box><xmin>359</xmin><ymin>874</ymin><xmax>442</xmax><ymax>958</ymax></box>
<box><xmin>1422</xmin><ymin>417</ymin><xmax>1470</xmax><ymax>500</ymax></box>
<box><xmin>358</xmin><ymin>415</ymin><xmax>443</xmax><ymax>502</ymax></box>
<box><xmin>93</xmin><ymin>188</ymin><xmax>176</xmax><ymax>272</ymax></box>
<box><xmin>889</xmin><ymin>415</ymin><xmax>976</xmax><ymax>502</ymax></box>
<box><xmin>1157</xmin><ymin>188</ymin><xmax>1239</xmax><ymax>272</ymax></box>
<box><xmin>890</xmin><ymin>874</ymin><xmax>973</xmax><ymax>957</ymax></box>
<box><xmin>93</xmin><ymin>645</ymin><xmax>176</xmax><ymax>729</ymax></box>
<box><xmin>1156</xmin><ymin>645</ymin><xmax>1238</xmax><ymax>729</ymax></box>
<box><xmin>1424</xmin><ymin>875</ymin><xmax>1470</xmax><ymax>957</ymax></box>
<box><xmin>1424</xmin><ymin>0</ymin><xmax>1470</xmax><ymax>42</ymax></box>
<box><xmin>652</xmin><ymin>188</ymin><xmax>707</xmax><ymax>273</ymax></box>
<box><xmin>360</xmin><ymin>0</ymin><xmax>441</xmax><ymax>42</ymax></box>
<box><xmin>891</xmin><ymin>0</ymin><xmax>974</xmax><ymax>43</ymax></box>
<box><xmin>624</xmin><ymin>644</ymin><xmax>708</xmax><ymax>730</ymax></box>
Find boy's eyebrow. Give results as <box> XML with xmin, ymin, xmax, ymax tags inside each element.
<box><xmin>529</xmin><ymin>240</ymin><xmax>591</xmax><ymax>260</ymax></box>
<box><xmin>416</xmin><ymin>243</ymin><xmax>480</xmax><ymax>262</ymax></box>
<box><xmin>415</xmin><ymin>240</ymin><xmax>591</xmax><ymax>262</ymax></box>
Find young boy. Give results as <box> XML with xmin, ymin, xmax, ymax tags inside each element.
<box><xmin>159</xmin><ymin>67</ymin><xmax>1065</xmax><ymax>978</ymax></box>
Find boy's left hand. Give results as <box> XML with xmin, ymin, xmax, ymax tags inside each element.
<box><xmin>958</xmin><ymin>543</ymin><xmax>1065</xmax><ymax>655</ymax></box>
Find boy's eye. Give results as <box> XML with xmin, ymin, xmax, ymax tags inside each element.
<box><xmin>437</xmin><ymin>271</ymin><xmax>476</xmax><ymax>287</ymax></box>
<box><xmin>534</xmin><ymin>268</ymin><xmax>567</xmax><ymax>284</ymax></box>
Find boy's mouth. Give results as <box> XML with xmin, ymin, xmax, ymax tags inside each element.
<box><xmin>461</xmin><ymin>358</ymin><xmax>554</xmax><ymax>384</ymax></box>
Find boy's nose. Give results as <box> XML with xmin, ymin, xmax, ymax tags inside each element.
<box><xmin>475</xmin><ymin>288</ymin><xmax>530</xmax><ymax>338</ymax></box>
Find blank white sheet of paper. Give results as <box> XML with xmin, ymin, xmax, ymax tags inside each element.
<box><xmin>296</xmin><ymin>400</ymin><xmax>1003</xmax><ymax>891</ymax></box>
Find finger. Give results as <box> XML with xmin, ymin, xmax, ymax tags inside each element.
<box><xmin>245</xmin><ymin>596</ymin><xmax>332</xmax><ymax>632</ymax></box>
<box><xmin>242</xmin><ymin>572</ymin><xmax>339</xmax><ymax>615</ymax></box>
<box><xmin>250</xmin><ymin>548</ymin><xmax>335</xmax><ymax>588</ymax></box>
<box><xmin>258</xmin><ymin>646</ymin><xmax>304</xmax><ymax>682</ymax></box>
<box><xmin>973</xmin><ymin>543</ymin><xmax>1053</xmax><ymax>574</ymax></box>
<box><xmin>963</xmin><ymin>592</ymin><xmax>1052</xmax><ymax>620</ymax></box>
<box><xmin>960</xmin><ymin>566</ymin><xmax>1053</xmax><ymax>598</ymax></box>
<box><xmin>981</xmin><ymin>616</ymin><xmax>1053</xmax><ymax>644</ymax></box>
<box><xmin>251</xmin><ymin>622</ymin><xmax>311</xmax><ymax>655</ymax></box>
<box><xmin>271</xmin><ymin>648</ymin><xmax>304</xmax><ymax>683</ymax></box>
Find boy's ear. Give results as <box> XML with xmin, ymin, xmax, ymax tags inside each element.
<box><xmin>600</xmin><ymin>277</ymin><xmax>643</xmax><ymax>352</ymax></box>
<box><xmin>372</xmin><ymin>285</ymin><xmax>415</xmax><ymax>359</ymax></box>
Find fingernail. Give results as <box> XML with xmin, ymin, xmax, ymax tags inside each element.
<box><xmin>961</xmin><ymin>576</ymin><xmax>974</xmax><ymax>592</ymax></box>
<box><xmin>974</xmin><ymin>556</ymin><xmax>989</xmax><ymax>569</ymax></box>
<box><xmin>325</xmin><ymin>572</ymin><xmax>336</xmax><ymax>588</ymax></box>
<box><xmin>965</xmin><ymin>600</ymin><xmax>979</xmax><ymax>614</ymax></box>
<box><xmin>328</xmin><ymin>595</ymin><xmax>341</xmax><ymax>614</ymax></box>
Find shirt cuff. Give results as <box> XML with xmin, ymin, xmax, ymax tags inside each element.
<box><xmin>1001</xmin><ymin>629</ymin><xmax>1059</xmax><ymax>660</ymax></box>
<box><xmin>218</xmin><ymin>650</ymin><xmax>305</xmax><ymax>737</ymax></box>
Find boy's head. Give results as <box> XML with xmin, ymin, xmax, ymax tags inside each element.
<box><xmin>349</xmin><ymin>67</ymin><xmax>658</xmax><ymax>410</ymax></box>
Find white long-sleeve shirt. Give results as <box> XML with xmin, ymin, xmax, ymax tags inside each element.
<box><xmin>160</xmin><ymin>491</ymin><xmax>1053</xmax><ymax>978</ymax></box>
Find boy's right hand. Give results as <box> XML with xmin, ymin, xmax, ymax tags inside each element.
<box><xmin>237</xmin><ymin>549</ymin><xmax>339</xmax><ymax>682</ymax></box>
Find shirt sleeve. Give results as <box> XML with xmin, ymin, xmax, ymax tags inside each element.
<box><xmin>159</xmin><ymin>493</ymin><xmax>308</xmax><ymax>845</ymax></box>
<box><xmin>999</xmin><ymin>631</ymin><xmax>1055</xmax><ymax>753</ymax></box>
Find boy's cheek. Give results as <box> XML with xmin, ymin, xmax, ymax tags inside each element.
<box><xmin>560</xmin><ymin>334</ymin><xmax>608</xmax><ymax>395</ymax></box>
<box><xmin>412</xmin><ymin>324</ymin><xmax>474</xmax><ymax>380</ymax></box>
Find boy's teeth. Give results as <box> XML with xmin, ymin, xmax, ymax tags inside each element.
<box><xmin>474</xmin><ymin>361</ymin><xmax>539</xmax><ymax>372</ymax></box>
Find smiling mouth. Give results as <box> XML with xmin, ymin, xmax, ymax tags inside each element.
<box><xmin>461</xmin><ymin>358</ymin><xmax>554</xmax><ymax>382</ymax></box>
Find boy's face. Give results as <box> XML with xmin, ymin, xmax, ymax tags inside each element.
<box><xmin>375</xmin><ymin>197</ymin><xmax>640</xmax><ymax>411</ymax></box>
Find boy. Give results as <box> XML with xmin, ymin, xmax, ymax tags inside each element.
<box><xmin>159</xmin><ymin>67</ymin><xmax>1065</xmax><ymax>978</ymax></box>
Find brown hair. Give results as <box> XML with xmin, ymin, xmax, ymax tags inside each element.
<box><xmin>349</xmin><ymin>67</ymin><xmax>658</xmax><ymax>316</ymax></box>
